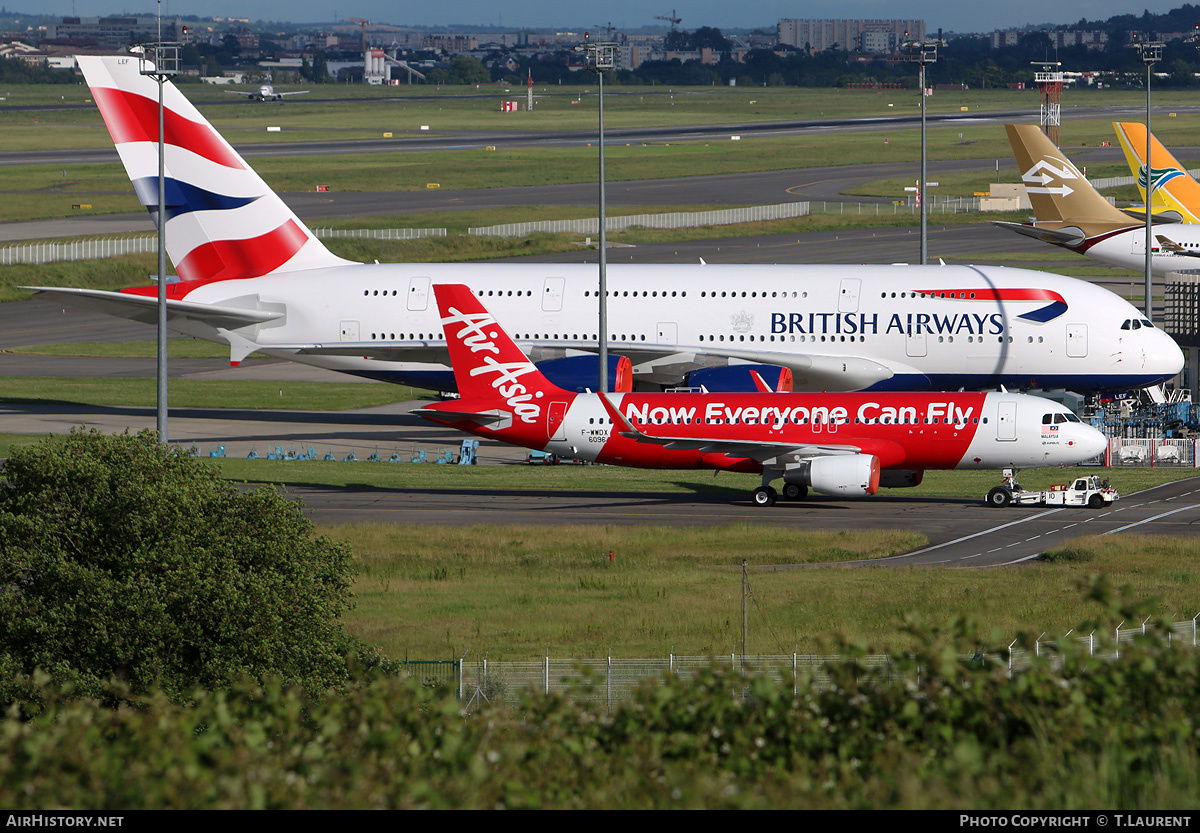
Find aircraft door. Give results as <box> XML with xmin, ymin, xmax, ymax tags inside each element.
<box><xmin>906</xmin><ymin>324</ymin><xmax>927</xmax><ymax>357</ymax></box>
<box><xmin>547</xmin><ymin>400</ymin><xmax>567</xmax><ymax>441</ymax></box>
<box><xmin>1066</xmin><ymin>324</ymin><xmax>1088</xmax><ymax>358</ymax></box>
<box><xmin>407</xmin><ymin>277</ymin><xmax>430</xmax><ymax>311</ymax></box>
<box><xmin>657</xmin><ymin>322</ymin><xmax>678</xmax><ymax>344</ymax></box>
<box><xmin>542</xmin><ymin>277</ymin><xmax>564</xmax><ymax>312</ymax></box>
<box><xmin>339</xmin><ymin>320</ymin><xmax>360</xmax><ymax>341</ymax></box>
<box><xmin>996</xmin><ymin>401</ymin><xmax>1017</xmax><ymax>441</ymax></box>
<box><xmin>838</xmin><ymin>278</ymin><xmax>861</xmax><ymax>313</ymax></box>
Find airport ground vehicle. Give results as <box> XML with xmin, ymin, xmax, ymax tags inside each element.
<box><xmin>986</xmin><ymin>469</ymin><xmax>1119</xmax><ymax>508</ymax></box>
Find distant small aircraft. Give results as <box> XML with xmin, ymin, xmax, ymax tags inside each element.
<box><xmin>225</xmin><ymin>77</ymin><xmax>309</xmax><ymax>102</ymax></box>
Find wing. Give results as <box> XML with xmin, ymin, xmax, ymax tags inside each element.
<box><xmin>291</xmin><ymin>341</ymin><xmax>897</xmax><ymax>392</ymax></box>
<box><xmin>223</xmin><ymin>90</ymin><xmax>257</xmax><ymax>97</ymax></box>
<box><xmin>22</xmin><ymin>286</ymin><xmax>283</xmax><ymax>329</ymax></box>
<box><xmin>276</xmin><ymin>90</ymin><xmax>310</xmax><ymax>96</ymax></box>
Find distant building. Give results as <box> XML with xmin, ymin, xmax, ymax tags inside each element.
<box><xmin>44</xmin><ymin>16</ymin><xmax>183</xmax><ymax>49</ymax></box>
<box><xmin>777</xmin><ymin>19</ymin><xmax>924</xmax><ymax>53</ymax></box>
<box><xmin>991</xmin><ymin>29</ymin><xmax>1108</xmax><ymax>50</ymax></box>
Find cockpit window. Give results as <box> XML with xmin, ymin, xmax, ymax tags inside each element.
<box><xmin>1121</xmin><ymin>320</ymin><xmax>1131</xmax><ymax>330</ymax></box>
<box><xmin>1042</xmin><ymin>413</ymin><xmax>1053</xmax><ymax>425</ymax></box>
<box><xmin>1141</xmin><ymin>319</ymin><xmax>1154</xmax><ymax>328</ymax></box>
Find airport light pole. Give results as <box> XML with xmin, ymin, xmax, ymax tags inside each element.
<box><xmin>137</xmin><ymin>28</ymin><xmax>179</xmax><ymax>444</ymax></box>
<box><xmin>902</xmin><ymin>29</ymin><xmax>945</xmax><ymax>266</ymax></box>
<box><xmin>576</xmin><ymin>35</ymin><xmax>617</xmax><ymax>393</ymax></box>
<box><xmin>1130</xmin><ymin>32</ymin><xmax>1163</xmax><ymax>322</ymax></box>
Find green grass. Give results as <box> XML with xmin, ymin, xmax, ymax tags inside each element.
<box><xmin>325</xmin><ymin>519</ymin><xmax>1200</xmax><ymax>658</ymax></box>
<box><xmin>10</xmin><ymin>339</ymin><xmax>231</xmax><ymax>358</ymax></box>
<box><xmin>207</xmin><ymin>459</ymin><xmax>1199</xmax><ymax>500</ymax></box>
<box><xmin>0</xmin><ymin>377</ymin><xmax>425</xmax><ymax>410</ymax></box>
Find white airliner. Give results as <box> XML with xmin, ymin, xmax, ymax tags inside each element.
<box><xmin>24</xmin><ymin>58</ymin><xmax>1184</xmax><ymax>396</ymax></box>
<box><xmin>996</xmin><ymin>123</ymin><xmax>1200</xmax><ymax>277</ymax></box>
<box><xmin>224</xmin><ymin>75</ymin><xmax>309</xmax><ymax>102</ymax></box>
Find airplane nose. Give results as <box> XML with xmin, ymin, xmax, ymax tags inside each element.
<box><xmin>1073</xmin><ymin>424</ymin><xmax>1108</xmax><ymax>461</ymax></box>
<box><xmin>1152</xmin><ymin>329</ymin><xmax>1185</xmax><ymax>378</ymax></box>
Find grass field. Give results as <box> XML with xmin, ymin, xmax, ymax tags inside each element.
<box><xmin>330</xmin><ymin>520</ymin><xmax>1200</xmax><ymax>659</ymax></box>
<box><xmin>0</xmin><ymin>377</ymin><xmax>422</xmax><ymax>410</ymax></box>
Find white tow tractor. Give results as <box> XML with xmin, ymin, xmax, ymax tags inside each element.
<box><xmin>986</xmin><ymin>469</ymin><xmax>1119</xmax><ymax>508</ymax></box>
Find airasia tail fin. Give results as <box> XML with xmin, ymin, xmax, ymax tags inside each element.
<box><xmin>76</xmin><ymin>55</ymin><xmax>353</xmax><ymax>289</ymax></box>
<box><xmin>1114</xmin><ymin>121</ymin><xmax>1200</xmax><ymax>223</ymax></box>
<box><xmin>413</xmin><ymin>284</ymin><xmax>573</xmax><ymax>433</ymax></box>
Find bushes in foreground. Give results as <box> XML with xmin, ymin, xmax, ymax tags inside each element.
<box><xmin>0</xmin><ymin>429</ymin><xmax>372</xmax><ymax>709</ymax></box>
<box><xmin>3</xmin><ymin>608</ymin><xmax>1199</xmax><ymax>809</ymax></box>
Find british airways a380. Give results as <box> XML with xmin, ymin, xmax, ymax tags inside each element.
<box><xmin>25</xmin><ymin>57</ymin><xmax>1184</xmax><ymax>397</ymax></box>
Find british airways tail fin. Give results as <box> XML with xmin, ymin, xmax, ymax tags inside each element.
<box><xmin>77</xmin><ymin>55</ymin><xmax>353</xmax><ymax>284</ymax></box>
<box><xmin>1114</xmin><ymin>121</ymin><xmax>1200</xmax><ymax>224</ymax></box>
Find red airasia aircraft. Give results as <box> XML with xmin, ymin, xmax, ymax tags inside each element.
<box><xmin>415</xmin><ymin>285</ymin><xmax>1108</xmax><ymax>506</ymax></box>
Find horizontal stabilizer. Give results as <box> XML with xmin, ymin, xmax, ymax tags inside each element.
<box><xmin>1120</xmin><ymin>208</ymin><xmax>1183</xmax><ymax>224</ymax></box>
<box><xmin>410</xmin><ymin>407</ymin><xmax>510</xmax><ymax>427</ymax></box>
<box><xmin>991</xmin><ymin>221</ymin><xmax>1088</xmax><ymax>246</ymax></box>
<box><xmin>22</xmin><ymin>286</ymin><xmax>282</xmax><ymax>329</ymax></box>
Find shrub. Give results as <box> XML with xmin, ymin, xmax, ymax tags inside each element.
<box><xmin>0</xmin><ymin>429</ymin><xmax>364</xmax><ymax>707</ymax></box>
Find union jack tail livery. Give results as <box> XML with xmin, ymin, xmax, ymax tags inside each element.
<box><xmin>76</xmin><ymin>55</ymin><xmax>352</xmax><ymax>288</ymax></box>
<box><xmin>1114</xmin><ymin>121</ymin><xmax>1200</xmax><ymax>224</ymax></box>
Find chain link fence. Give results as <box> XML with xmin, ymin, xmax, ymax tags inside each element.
<box><xmin>467</xmin><ymin>202</ymin><xmax>811</xmax><ymax>237</ymax></box>
<box><xmin>434</xmin><ymin>616</ymin><xmax>1200</xmax><ymax>708</ymax></box>
<box><xmin>0</xmin><ymin>227</ymin><xmax>449</xmax><ymax>266</ymax></box>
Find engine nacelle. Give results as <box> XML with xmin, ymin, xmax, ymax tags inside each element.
<box><xmin>537</xmin><ymin>355</ymin><xmax>632</xmax><ymax>393</ymax></box>
<box><xmin>878</xmin><ymin>469</ymin><xmax>924</xmax><ymax>489</ymax></box>
<box><xmin>807</xmin><ymin>454</ymin><xmax>881</xmax><ymax>497</ymax></box>
<box><xmin>685</xmin><ymin>364</ymin><xmax>794</xmax><ymax>393</ymax></box>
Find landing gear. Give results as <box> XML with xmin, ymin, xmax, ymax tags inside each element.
<box><xmin>752</xmin><ymin>486</ymin><xmax>777</xmax><ymax>507</ymax></box>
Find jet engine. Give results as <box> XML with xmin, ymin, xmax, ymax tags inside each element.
<box><xmin>805</xmin><ymin>454</ymin><xmax>881</xmax><ymax>497</ymax></box>
<box><xmin>537</xmin><ymin>355</ymin><xmax>632</xmax><ymax>393</ymax></box>
<box><xmin>685</xmin><ymin>364</ymin><xmax>794</xmax><ymax>392</ymax></box>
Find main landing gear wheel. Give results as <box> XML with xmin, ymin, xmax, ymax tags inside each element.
<box><xmin>986</xmin><ymin>487</ymin><xmax>1012</xmax><ymax>508</ymax></box>
<box><xmin>782</xmin><ymin>482</ymin><xmax>807</xmax><ymax>501</ymax></box>
<box><xmin>752</xmin><ymin>486</ymin><xmax>777</xmax><ymax>507</ymax></box>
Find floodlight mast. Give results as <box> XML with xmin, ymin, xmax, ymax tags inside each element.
<box><xmin>1130</xmin><ymin>32</ymin><xmax>1164</xmax><ymax>322</ymax></box>
<box><xmin>902</xmin><ymin>28</ymin><xmax>945</xmax><ymax>266</ymax></box>
<box><xmin>136</xmin><ymin>19</ymin><xmax>179</xmax><ymax>445</ymax></box>
<box><xmin>1032</xmin><ymin>61</ymin><xmax>1063</xmax><ymax>146</ymax></box>
<box><xmin>575</xmin><ymin>35</ymin><xmax>618</xmax><ymax>393</ymax></box>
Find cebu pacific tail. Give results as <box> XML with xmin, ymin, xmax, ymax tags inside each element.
<box><xmin>1114</xmin><ymin>121</ymin><xmax>1200</xmax><ymax>224</ymax></box>
<box><xmin>994</xmin><ymin>123</ymin><xmax>1135</xmax><ymax>246</ymax></box>
<box><xmin>76</xmin><ymin>55</ymin><xmax>353</xmax><ymax>287</ymax></box>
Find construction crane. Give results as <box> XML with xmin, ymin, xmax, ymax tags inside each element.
<box><xmin>655</xmin><ymin>9</ymin><xmax>681</xmax><ymax>29</ymax></box>
<box><xmin>348</xmin><ymin>17</ymin><xmax>370</xmax><ymax>52</ymax></box>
